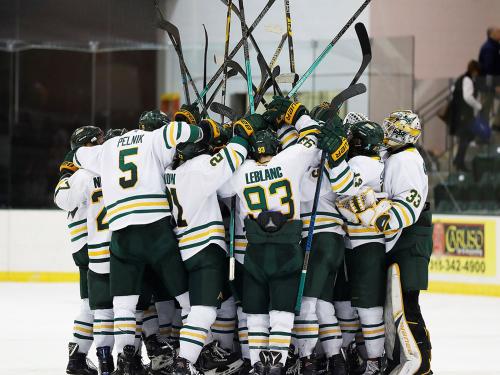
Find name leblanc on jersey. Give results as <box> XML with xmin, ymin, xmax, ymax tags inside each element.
<box><xmin>245</xmin><ymin>166</ymin><xmax>283</xmax><ymax>184</ymax></box>
<box><xmin>116</xmin><ymin>134</ymin><xmax>144</xmax><ymax>147</ymax></box>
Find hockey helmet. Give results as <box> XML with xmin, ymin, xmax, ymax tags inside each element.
<box><xmin>176</xmin><ymin>141</ymin><xmax>209</xmax><ymax>161</ymax></box>
<box><xmin>104</xmin><ymin>128</ymin><xmax>128</xmax><ymax>141</ymax></box>
<box><xmin>252</xmin><ymin>129</ymin><xmax>280</xmax><ymax>158</ymax></box>
<box><xmin>70</xmin><ymin>126</ymin><xmax>104</xmax><ymax>150</ymax></box>
<box><xmin>382</xmin><ymin>110</ymin><xmax>421</xmax><ymax>147</ymax></box>
<box><xmin>348</xmin><ymin>121</ymin><xmax>384</xmax><ymax>157</ymax></box>
<box><xmin>138</xmin><ymin>110</ymin><xmax>170</xmax><ymax>131</ymax></box>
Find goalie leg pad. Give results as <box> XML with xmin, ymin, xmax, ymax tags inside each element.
<box><xmin>384</xmin><ymin>264</ymin><xmax>422</xmax><ymax>375</ymax></box>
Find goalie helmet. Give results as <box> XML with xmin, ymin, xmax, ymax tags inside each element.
<box><xmin>252</xmin><ymin>129</ymin><xmax>280</xmax><ymax>159</ymax></box>
<box><xmin>348</xmin><ymin>121</ymin><xmax>384</xmax><ymax>157</ymax></box>
<box><xmin>70</xmin><ymin>126</ymin><xmax>104</xmax><ymax>150</ymax></box>
<box><xmin>104</xmin><ymin>128</ymin><xmax>127</xmax><ymax>141</ymax></box>
<box><xmin>382</xmin><ymin>110</ymin><xmax>421</xmax><ymax>147</ymax></box>
<box><xmin>343</xmin><ymin>111</ymin><xmax>369</xmax><ymax>137</ymax></box>
<box><xmin>138</xmin><ymin>110</ymin><xmax>170</xmax><ymax>131</ymax></box>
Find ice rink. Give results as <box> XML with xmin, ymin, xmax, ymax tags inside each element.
<box><xmin>1</xmin><ymin>282</ymin><xmax>499</xmax><ymax>375</ymax></box>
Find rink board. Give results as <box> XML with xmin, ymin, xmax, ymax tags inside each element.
<box><xmin>1</xmin><ymin>210</ymin><xmax>500</xmax><ymax>296</ymax></box>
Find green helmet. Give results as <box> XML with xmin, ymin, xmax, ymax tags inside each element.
<box><xmin>348</xmin><ymin>121</ymin><xmax>384</xmax><ymax>157</ymax></box>
<box><xmin>139</xmin><ymin>110</ymin><xmax>170</xmax><ymax>131</ymax></box>
<box><xmin>176</xmin><ymin>141</ymin><xmax>209</xmax><ymax>162</ymax></box>
<box><xmin>70</xmin><ymin>126</ymin><xmax>104</xmax><ymax>150</ymax></box>
<box><xmin>104</xmin><ymin>128</ymin><xmax>127</xmax><ymax>141</ymax></box>
<box><xmin>252</xmin><ymin>129</ymin><xmax>280</xmax><ymax>158</ymax></box>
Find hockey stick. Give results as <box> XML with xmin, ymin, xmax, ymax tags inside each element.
<box><xmin>196</xmin><ymin>0</ymin><xmax>277</xmax><ymax>104</ymax></box>
<box><xmin>211</xmin><ymin>102</ymin><xmax>238</xmax><ymax>122</ymax></box>
<box><xmin>221</xmin><ymin>0</ymin><xmax>283</xmax><ymax>96</ymax></box>
<box><xmin>203</xmin><ymin>24</ymin><xmax>209</xmax><ymax>110</ymax></box>
<box><xmin>252</xmin><ymin>65</ymin><xmax>281</xmax><ymax>113</ymax></box>
<box><xmin>206</xmin><ymin>68</ymin><xmax>238</xmax><ymax>110</ymax></box>
<box><xmin>220</xmin><ymin>0</ymin><xmax>232</xmax><ymax>124</ymax></box>
<box><xmin>275</xmin><ymin>73</ymin><xmax>299</xmax><ymax>85</ymax></box>
<box><xmin>284</xmin><ymin>0</ymin><xmax>298</xmax><ymax>99</ymax></box>
<box><xmin>269</xmin><ymin>33</ymin><xmax>287</xmax><ymax>70</ymax></box>
<box><xmin>350</xmin><ymin>23</ymin><xmax>372</xmax><ymax>86</ymax></box>
<box><xmin>287</xmin><ymin>0</ymin><xmax>372</xmax><ymax>99</ymax></box>
<box><xmin>295</xmin><ymin>83</ymin><xmax>367</xmax><ymax>315</ymax></box>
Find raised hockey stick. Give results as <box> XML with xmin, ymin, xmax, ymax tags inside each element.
<box><xmin>350</xmin><ymin>22</ymin><xmax>372</xmax><ymax>86</ymax></box>
<box><xmin>211</xmin><ymin>102</ymin><xmax>238</xmax><ymax>122</ymax></box>
<box><xmin>196</xmin><ymin>0</ymin><xmax>277</xmax><ymax>104</ymax></box>
<box><xmin>287</xmin><ymin>0</ymin><xmax>373</xmax><ymax>99</ymax></box>
<box><xmin>220</xmin><ymin>0</ymin><xmax>232</xmax><ymax>124</ymax></box>
<box><xmin>251</xmin><ymin>65</ymin><xmax>281</xmax><ymax>113</ymax></box>
<box><xmin>206</xmin><ymin>69</ymin><xmax>238</xmax><ymax>110</ymax></box>
<box><xmin>221</xmin><ymin>0</ymin><xmax>283</xmax><ymax>96</ymax></box>
<box><xmin>295</xmin><ymin>83</ymin><xmax>367</xmax><ymax>314</ymax></box>
<box><xmin>269</xmin><ymin>33</ymin><xmax>287</xmax><ymax>70</ymax></box>
<box><xmin>284</xmin><ymin>0</ymin><xmax>298</xmax><ymax>99</ymax></box>
<box><xmin>275</xmin><ymin>73</ymin><xmax>299</xmax><ymax>85</ymax></box>
<box><xmin>203</xmin><ymin>24</ymin><xmax>209</xmax><ymax>110</ymax></box>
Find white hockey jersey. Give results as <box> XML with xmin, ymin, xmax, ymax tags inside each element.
<box><xmin>329</xmin><ymin>156</ymin><xmax>385</xmax><ymax>248</ymax></box>
<box><xmin>218</xmin><ymin>115</ymin><xmax>322</xmax><ymax>263</ymax></box>
<box><xmin>165</xmin><ymin>137</ymin><xmax>248</xmax><ymax>261</ymax></box>
<box><xmin>54</xmin><ymin>169</ymin><xmax>111</xmax><ymax>273</ymax></box>
<box><xmin>74</xmin><ymin>122</ymin><xmax>202</xmax><ymax>231</ymax></box>
<box><xmin>382</xmin><ymin>146</ymin><xmax>428</xmax><ymax>252</ymax></box>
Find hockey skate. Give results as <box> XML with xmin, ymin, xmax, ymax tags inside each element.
<box><xmin>283</xmin><ymin>344</ymin><xmax>300</xmax><ymax>375</ymax></box>
<box><xmin>144</xmin><ymin>334</ymin><xmax>175</xmax><ymax>372</ymax></box>
<box><xmin>66</xmin><ymin>342</ymin><xmax>98</xmax><ymax>375</ymax></box>
<box><xmin>197</xmin><ymin>340</ymin><xmax>243</xmax><ymax>375</ymax></box>
<box><xmin>300</xmin><ymin>354</ymin><xmax>318</xmax><ymax>375</ymax></box>
<box><xmin>238</xmin><ymin>359</ymin><xmax>253</xmax><ymax>375</ymax></box>
<box><xmin>96</xmin><ymin>346</ymin><xmax>115</xmax><ymax>375</ymax></box>
<box><xmin>266</xmin><ymin>351</ymin><xmax>284</xmax><ymax>375</ymax></box>
<box><xmin>173</xmin><ymin>356</ymin><xmax>201</xmax><ymax>375</ymax></box>
<box><xmin>112</xmin><ymin>345</ymin><xmax>147</xmax><ymax>375</ymax></box>
<box><xmin>328</xmin><ymin>351</ymin><xmax>347</xmax><ymax>375</ymax></box>
<box><xmin>345</xmin><ymin>342</ymin><xmax>366</xmax><ymax>375</ymax></box>
<box><xmin>248</xmin><ymin>361</ymin><xmax>266</xmax><ymax>375</ymax></box>
<box><xmin>360</xmin><ymin>358</ymin><xmax>384</xmax><ymax>375</ymax></box>
<box><xmin>314</xmin><ymin>355</ymin><xmax>328</xmax><ymax>375</ymax></box>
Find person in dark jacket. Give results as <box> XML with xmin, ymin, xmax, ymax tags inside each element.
<box><xmin>478</xmin><ymin>28</ymin><xmax>500</xmax><ymax>122</ymax></box>
<box><xmin>450</xmin><ymin>60</ymin><xmax>482</xmax><ymax>171</ymax></box>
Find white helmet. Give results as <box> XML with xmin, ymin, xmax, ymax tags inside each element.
<box><xmin>343</xmin><ymin>111</ymin><xmax>368</xmax><ymax>125</ymax></box>
<box><xmin>382</xmin><ymin>110</ymin><xmax>421</xmax><ymax>147</ymax></box>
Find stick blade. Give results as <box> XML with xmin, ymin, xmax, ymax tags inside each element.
<box><xmin>355</xmin><ymin>22</ymin><xmax>372</xmax><ymax>60</ymax></box>
<box><xmin>330</xmin><ymin>82</ymin><xmax>367</xmax><ymax>111</ymax></box>
<box><xmin>275</xmin><ymin>73</ymin><xmax>298</xmax><ymax>84</ymax></box>
<box><xmin>211</xmin><ymin>102</ymin><xmax>238</xmax><ymax>122</ymax></box>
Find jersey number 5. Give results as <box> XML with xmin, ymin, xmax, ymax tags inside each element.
<box><xmin>119</xmin><ymin>148</ymin><xmax>138</xmax><ymax>189</ymax></box>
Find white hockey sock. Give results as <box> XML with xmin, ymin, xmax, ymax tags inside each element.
<box><xmin>212</xmin><ymin>296</ymin><xmax>237</xmax><ymax>350</ymax></box>
<box><xmin>135</xmin><ymin>310</ymin><xmax>144</xmax><ymax>351</ymax></box>
<box><xmin>316</xmin><ymin>299</ymin><xmax>342</xmax><ymax>357</ymax></box>
<box><xmin>72</xmin><ymin>298</ymin><xmax>94</xmax><ymax>354</ymax></box>
<box><xmin>156</xmin><ymin>300</ymin><xmax>175</xmax><ymax>339</ymax></box>
<box><xmin>357</xmin><ymin>307</ymin><xmax>385</xmax><ymax>358</ymax></box>
<box><xmin>293</xmin><ymin>297</ymin><xmax>318</xmax><ymax>358</ymax></box>
<box><xmin>113</xmin><ymin>295</ymin><xmax>139</xmax><ymax>354</ymax></box>
<box><xmin>237</xmin><ymin>307</ymin><xmax>250</xmax><ymax>360</ymax></box>
<box><xmin>171</xmin><ymin>308</ymin><xmax>183</xmax><ymax>342</ymax></box>
<box><xmin>247</xmin><ymin>313</ymin><xmax>270</xmax><ymax>365</ymax></box>
<box><xmin>93</xmin><ymin>308</ymin><xmax>114</xmax><ymax>349</ymax></box>
<box><xmin>269</xmin><ymin>310</ymin><xmax>294</xmax><ymax>366</ymax></box>
<box><xmin>334</xmin><ymin>301</ymin><xmax>360</xmax><ymax>348</ymax></box>
<box><xmin>179</xmin><ymin>305</ymin><xmax>217</xmax><ymax>364</ymax></box>
<box><xmin>142</xmin><ymin>303</ymin><xmax>159</xmax><ymax>338</ymax></box>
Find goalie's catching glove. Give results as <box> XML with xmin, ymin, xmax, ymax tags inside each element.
<box><xmin>262</xmin><ymin>96</ymin><xmax>308</xmax><ymax>129</ymax></box>
<box><xmin>336</xmin><ymin>187</ymin><xmax>377</xmax><ymax>224</ymax></box>
<box><xmin>357</xmin><ymin>199</ymin><xmax>392</xmax><ymax>232</ymax></box>
<box><xmin>174</xmin><ymin>103</ymin><xmax>201</xmax><ymax>125</ymax></box>
<box><xmin>317</xmin><ymin>117</ymin><xmax>349</xmax><ymax>167</ymax></box>
<box><xmin>233</xmin><ymin>114</ymin><xmax>268</xmax><ymax>141</ymax></box>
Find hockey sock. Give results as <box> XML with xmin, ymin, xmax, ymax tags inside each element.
<box><xmin>247</xmin><ymin>313</ymin><xmax>270</xmax><ymax>365</ymax></box>
<box><xmin>171</xmin><ymin>308</ymin><xmax>183</xmax><ymax>343</ymax></box>
<box><xmin>212</xmin><ymin>296</ymin><xmax>237</xmax><ymax>350</ymax></box>
<box><xmin>269</xmin><ymin>310</ymin><xmax>294</xmax><ymax>366</ymax></box>
<box><xmin>72</xmin><ymin>298</ymin><xmax>94</xmax><ymax>354</ymax></box>
<box><xmin>156</xmin><ymin>299</ymin><xmax>176</xmax><ymax>339</ymax></box>
<box><xmin>175</xmin><ymin>291</ymin><xmax>191</xmax><ymax>322</ymax></box>
<box><xmin>113</xmin><ymin>295</ymin><xmax>139</xmax><ymax>354</ymax></box>
<box><xmin>316</xmin><ymin>299</ymin><xmax>342</xmax><ymax>357</ymax></box>
<box><xmin>357</xmin><ymin>306</ymin><xmax>385</xmax><ymax>358</ymax></box>
<box><xmin>142</xmin><ymin>303</ymin><xmax>160</xmax><ymax>338</ymax></box>
<box><xmin>93</xmin><ymin>308</ymin><xmax>114</xmax><ymax>349</ymax></box>
<box><xmin>179</xmin><ymin>305</ymin><xmax>217</xmax><ymax>364</ymax></box>
<box><xmin>334</xmin><ymin>301</ymin><xmax>360</xmax><ymax>348</ymax></box>
<box><xmin>135</xmin><ymin>310</ymin><xmax>144</xmax><ymax>351</ymax></box>
<box><xmin>293</xmin><ymin>296</ymin><xmax>319</xmax><ymax>358</ymax></box>
<box><xmin>237</xmin><ymin>306</ymin><xmax>250</xmax><ymax>360</ymax></box>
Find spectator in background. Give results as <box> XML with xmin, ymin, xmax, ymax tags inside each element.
<box><xmin>478</xmin><ymin>28</ymin><xmax>500</xmax><ymax>125</ymax></box>
<box><xmin>450</xmin><ymin>60</ymin><xmax>482</xmax><ymax>172</ymax></box>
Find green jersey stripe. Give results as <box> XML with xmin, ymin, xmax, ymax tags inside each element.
<box><xmin>88</xmin><ymin>241</ymin><xmax>110</xmax><ymax>249</ymax></box>
<box><xmin>68</xmin><ymin>219</ymin><xmax>87</xmax><ymax>228</ymax></box>
<box><xmin>108</xmin><ymin>208</ymin><xmax>170</xmax><ymax>224</ymax></box>
<box><xmin>71</xmin><ymin>233</ymin><xmax>88</xmax><ymax>242</ymax></box>
<box><xmin>391</xmin><ymin>207</ymin><xmax>403</xmax><ymax>228</ymax></box>
<box><xmin>163</xmin><ymin>125</ymin><xmax>171</xmax><ymax>149</ymax></box>
<box><xmin>329</xmin><ymin>165</ymin><xmax>349</xmax><ymax>183</ymax></box>
<box><xmin>337</xmin><ymin>179</ymin><xmax>354</xmax><ymax>194</ymax></box>
<box><xmin>107</xmin><ymin>194</ymin><xmax>167</xmax><ymax>210</ymax></box>
<box><xmin>393</xmin><ymin>199</ymin><xmax>416</xmax><ymax>223</ymax></box>
<box><xmin>223</xmin><ymin>147</ymin><xmax>235</xmax><ymax>172</ymax></box>
<box><xmin>177</xmin><ymin>221</ymin><xmax>225</xmax><ymax>237</ymax></box>
<box><xmin>179</xmin><ymin>236</ymin><xmax>226</xmax><ymax>251</ymax></box>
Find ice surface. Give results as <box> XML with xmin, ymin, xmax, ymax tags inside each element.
<box><xmin>0</xmin><ymin>282</ymin><xmax>499</xmax><ymax>375</ymax></box>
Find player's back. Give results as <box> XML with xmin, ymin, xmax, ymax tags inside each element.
<box><xmin>97</xmin><ymin>129</ymin><xmax>174</xmax><ymax>230</ymax></box>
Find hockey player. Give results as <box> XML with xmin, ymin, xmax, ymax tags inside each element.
<box><xmin>164</xmin><ymin>112</ymin><xmax>265</xmax><ymax>375</ymax></box>
<box><xmin>72</xmin><ymin>108</ymin><xmax>216</xmax><ymax>375</ymax></box>
<box><xmin>321</xmin><ymin>118</ymin><xmax>387</xmax><ymax>374</ymax></box>
<box><xmin>218</xmin><ymin>98</ymin><xmax>348</xmax><ymax>375</ymax></box>
<box><xmin>346</xmin><ymin>111</ymin><xmax>432</xmax><ymax>374</ymax></box>
<box><xmin>55</xmin><ymin>126</ymin><xmax>105</xmax><ymax>375</ymax></box>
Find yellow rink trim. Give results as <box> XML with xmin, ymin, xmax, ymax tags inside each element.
<box><xmin>426</xmin><ymin>281</ymin><xmax>500</xmax><ymax>297</ymax></box>
<box><xmin>0</xmin><ymin>271</ymin><xmax>79</xmax><ymax>283</ymax></box>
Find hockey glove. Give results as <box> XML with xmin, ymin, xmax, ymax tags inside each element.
<box><xmin>357</xmin><ymin>199</ymin><xmax>392</xmax><ymax>232</ymax></box>
<box><xmin>233</xmin><ymin>114</ymin><xmax>268</xmax><ymax>141</ymax></box>
<box><xmin>262</xmin><ymin>96</ymin><xmax>308</xmax><ymax>129</ymax></box>
<box><xmin>336</xmin><ymin>195</ymin><xmax>360</xmax><ymax>224</ymax></box>
<box><xmin>174</xmin><ymin>103</ymin><xmax>201</xmax><ymax>125</ymax></box>
<box><xmin>310</xmin><ymin>102</ymin><xmax>335</xmax><ymax>123</ymax></box>
<box><xmin>198</xmin><ymin>119</ymin><xmax>224</xmax><ymax>146</ymax></box>
<box><xmin>59</xmin><ymin>150</ymin><xmax>79</xmax><ymax>178</ymax></box>
<box><xmin>317</xmin><ymin>118</ymin><xmax>349</xmax><ymax>167</ymax></box>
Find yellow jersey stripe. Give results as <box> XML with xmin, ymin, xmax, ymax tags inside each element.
<box><xmin>179</xmin><ymin>228</ymin><xmax>226</xmax><ymax>244</ymax></box>
<box><xmin>70</xmin><ymin>226</ymin><xmax>88</xmax><ymax>236</ymax></box>
<box><xmin>88</xmin><ymin>249</ymin><xmax>110</xmax><ymax>257</ymax></box>
<box><xmin>107</xmin><ymin>201</ymin><xmax>168</xmax><ymax>217</ymax></box>
<box><xmin>332</xmin><ymin>171</ymin><xmax>353</xmax><ymax>191</ymax></box>
<box><xmin>181</xmin><ymin>331</ymin><xmax>207</xmax><ymax>340</ymax></box>
<box><xmin>169</xmin><ymin>122</ymin><xmax>176</xmax><ymax>147</ymax></box>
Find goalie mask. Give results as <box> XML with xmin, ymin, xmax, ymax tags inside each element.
<box><xmin>343</xmin><ymin>111</ymin><xmax>369</xmax><ymax>137</ymax></box>
<box><xmin>252</xmin><ymin>129</ymin><xmax>280</xmax><ymax>159</ymax></box>
<box><xmin>348</xmin><ymin>121</ymin><xmax>384</xmax><ymax>157</ymax></box>
<box><xmin>382</xmin><ymin>110</ymin><xmax>421</xmax><ymax>147</ymax></box>
<box><xmin>138</xmin><ymin>110</ymin><xmax>170</xmax><ymax>131</ymax></box>
<box><xmin>70</xmin><ymin>126</ymin><xmax>104</xmax><ymax>150</ymax></box>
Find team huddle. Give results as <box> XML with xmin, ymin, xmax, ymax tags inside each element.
<box><xmin>54</xmin><ymin>97</ymin><xmax>433</xmax><ymax>375</ymax></box>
